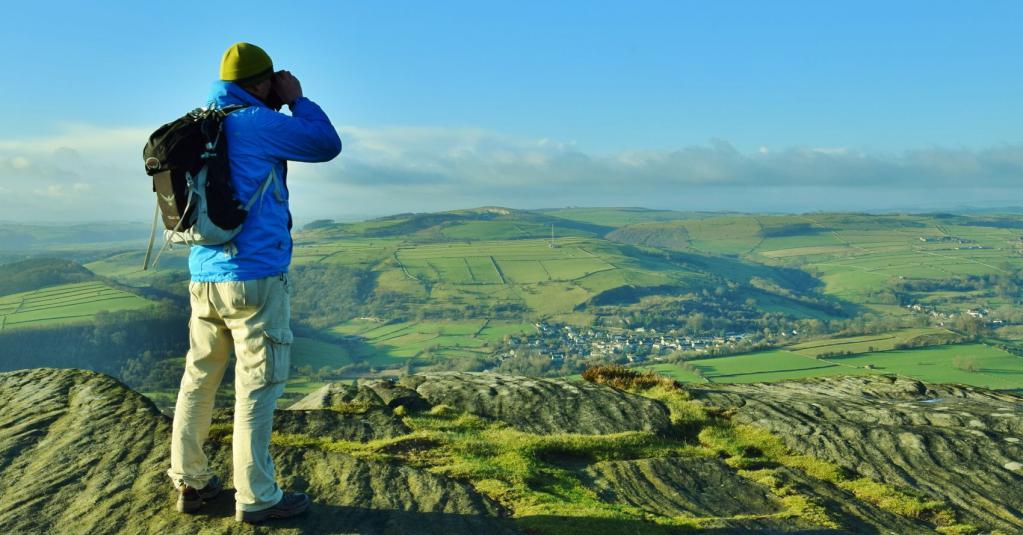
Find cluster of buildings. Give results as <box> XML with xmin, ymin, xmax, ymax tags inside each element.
<box><xmin>904</xmin><ymin>304</ymin><xmax>1005</xmax><ymax>326</ymax></box>
<box><xmin>917</xmin><ymin>236</ymin><xmax>988</xmax><ymax>250</ymax></box>
<box><xmin>501</xmin><ymin>321</ymin><xmax>751</xmax><ymax>362</ymax></box>
<box><xmin>917</xmin><ymin>235</ymin><xmax>974</xmax><ymax>244</ymax></box>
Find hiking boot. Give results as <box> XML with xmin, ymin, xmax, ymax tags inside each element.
<box><xmin>176</xmin><ymin>475</ymin><xmax>223</xmax><ymax>514</ymax></box>
<box><xmin>235</xmin><ymin>492</ymin><xmax>311</xmax><ymax>523</ymax></box>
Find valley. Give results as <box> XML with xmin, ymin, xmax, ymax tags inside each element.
<box><xmin>2</xmin><ymin>208</ymin><xmax>1023</xmax><ymax>409</ymax></box>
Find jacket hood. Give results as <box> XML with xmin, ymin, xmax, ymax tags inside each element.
<box><xmin>207</xmin><ymin>80</ymin><xmax>268</xmax><ymax>109</ymax></box>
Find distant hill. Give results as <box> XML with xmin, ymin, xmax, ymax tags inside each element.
<box><xmin>606</xmin><ymin>211</ymin><xmax>1023</xmax><ymax>304</ymax></box>
<box><xmin>0</xmin><ymin>257</ymin><xmax>94</xmax><ymax>296</ymax></box>
<box><xmin>0</xmin><ymin>258</ymin><xmax>180</xmax><ymax>383</ymax></box>
<box><xmin>300</xmin><ymin>206</ymin><xmax>613</xmax><ymax>242</ymax></box>
<box><xmin>537</xmin><ymin>207</ymin><xmax>733</xmax><ymax>227</ymax></box>
<box><xmin>0</xmin><ymin>222</ymin><xmax>148</xmax><ymax>251</ymax></box>
<box><xmin>41</xmin><ymin>207</ymin><xmax>1023</xmax><ymax>392</ymax></box>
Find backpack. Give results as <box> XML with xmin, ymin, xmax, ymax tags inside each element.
<box><xmin>141</xmin><ymin>104</ymin><xmax>280</xmax><ymax>270</ymax></box>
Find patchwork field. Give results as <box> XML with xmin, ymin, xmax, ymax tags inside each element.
<box><xmin>0</xmin><ymin>281</ymin><xmax>153</xmax><ymax>330</ymax></box>
<box><xmin>785</xmin><ymin>327</ymin><xmax>960</xmax><ymax>357</ymax></box>
<box><xmin>330</xmin><ymin>318</ymin><xmax>534</xmax><ymax>365</ymax></box>
<box><xmin>84</xmin><ymin>249</ymin><xmax>189</xmax><ymax>280</ymax></box>
<box><xmin>607</xmin><ymin>212</ymin><xmax>1023</xmax><ymax>311</ymax></box>
<box><xmin>832</xmin><ymin>343</ymin><xmax>1023</xmax><ymax>390</ymax></box>
<box><xmin>642</xmin><ymin>350</ymin><xmax>869</xmax><ymax>384</ymax></box>
<box><xmin>52</xmin><ymin>209</ymin><xmax>1023</xmax><ymax>386</ymax></box>
<box><xmin>289</xmin><ymin>235</ymin><xmax>706</xmax><ymax>331</ymax></box>
<box><xmin>639</xmin><ymin>341</ymin><xmax>1023</xmax><ymax>390</ymax></box>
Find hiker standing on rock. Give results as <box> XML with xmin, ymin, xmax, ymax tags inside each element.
<box><xmin>165</xmin><ymin>42</ymin><xmax>342</xmax><ymax>523</ymax></box>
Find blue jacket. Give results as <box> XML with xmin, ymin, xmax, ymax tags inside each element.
<box><xmin>188</xmin><ymin>81</ymin><xmax>342</xmax><ymax>281</ymax></box>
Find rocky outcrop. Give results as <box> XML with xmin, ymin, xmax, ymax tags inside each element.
<box><xmin>214</xmin><ymin>407</ymin><xmax>410</xmax><ymax>443</ymax></box>
<box><xmin>0</xmin><ymin>368</ymin><xmax>172</xmax><ymax>535</ymax></box>
<box><xmin>402</xmin><ymin>371</ymin><xmax>673</xmax><ymax>435</ymax></box>
<box><xmin>361</xmin><ymin>378</ymin><xmax>430</xmax><ymax>411</ymax></box>
<box><xmin>695</xmin><ymin>375</ymin><xmax>1023</xmax><ymax>533</ymax></box>
<box><xmin>4</xmin><ymin>368</ymin><xmax>1022</xmax><ymax>534</ymax></box>
<box><xmin>0</xmin><ymin>369</ymin><xmax>510</xmax><ymax>535</ymax></box>
<box><xmin>581</xmin><ymin>457</ymin><xmax>780</xmax><ymax>517</ymax></box>
<box><xmin>287</xmin><ymin>382</ymin><xmax>386</xmax><ymax>411</ymax></box>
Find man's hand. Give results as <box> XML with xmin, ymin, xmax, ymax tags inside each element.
<box><xmin>273</xmin><ymin>70</ymin><xmax>303</xmax><ymax>106</ymax></box>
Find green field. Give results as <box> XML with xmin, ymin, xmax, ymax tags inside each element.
<box><xmin>84</xmin><ymin>249</ymin><xmax>189</xmax><ymax>280</ymax></box>
<box><xmin>285</xmin><ymin>211</ymin><xmax>1023</xmax><ymax>369</ymax></box>
<box><xmin>63</xmin><ymin>208</ymin><xmax>1023</xmax><ymax>380</ymax></box>
<box><xmin>832</xmin><ymin>344</ymin><xmax>1023</xmax><ymax>390</ymax></box>
<box><xmin>785</xmin><ymin>327</ymin><xmax>959</xmax><ymax>357</ymax></box>
<box><xmin>605</xmin><ymin>212</ymin><xmax>1023</xmax><ymax>312</ymax></box>
<box><xmin>643</xmin><ymin>349</ymin><xmax>866</xmax><ymax>384</ymax></box>
<box><xmin>0</xmin><ymin>281</ymin><xmax>153</xmax><ymax>330</ymax></box>
<box><xmin>639</xmin><ymin>342</ymin><xmax>1023</xmax><ymax>390</ymax></box>
<box><xmin>539</xmin><ymin>207</ymin><xmax>715</xmax><ymax>227</ymax></box>
<box><xmin>331</xmin><ymin>318</ymin><xmax>534</xmax><ymax>365</ymax></box>
<box><xmin>291</xmin><ymin>235</ymin><xmax>706</xmax><ymax>327</ymax></box>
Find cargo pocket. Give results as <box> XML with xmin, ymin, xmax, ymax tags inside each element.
<box><xmin>262</xmin><ymin>327</ymin><xmax>293</xmax><ymax>384</ymax></box>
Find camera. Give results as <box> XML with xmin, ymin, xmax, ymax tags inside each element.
<box><xmin>265</xmin><ymin>75</ymin><xmax>286</xmax><ymax>111</ymax></box>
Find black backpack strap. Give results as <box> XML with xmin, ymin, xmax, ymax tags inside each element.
<box><xmin>210</xmin><ymin>104</ymin><xmax>248</xmax><ymax>116</ymax></box>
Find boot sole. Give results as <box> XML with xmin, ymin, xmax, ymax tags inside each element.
<box><xmin>235</xmin><ymin>500</ymin><xmax>310</xmax><ymax>523</ymax></box>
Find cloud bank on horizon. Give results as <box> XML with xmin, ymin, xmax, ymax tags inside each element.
<box><xmin>1</xmin><ymin>123</ymin><xmax>1022</xmax><ymax>223</ymax></box>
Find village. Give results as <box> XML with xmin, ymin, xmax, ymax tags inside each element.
<box><xmin>499</xmin><ymin>321</ymin><xmax>755</xmax><ymax>363</ymax></box>
<box><xmin>904</xmin><ymin>303</ymin><xmax>1006</xmax><ymax>326</ymax></box>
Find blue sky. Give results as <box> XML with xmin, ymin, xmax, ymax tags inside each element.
<box><xmin>1</xmin><ymin>1</ymin><xmax>1022</xmax><ymax>221</ymax></box>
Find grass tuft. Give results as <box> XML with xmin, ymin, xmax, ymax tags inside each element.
<box><xmin>582</xmin><ymin>364</ymin><xmax>682</xmax><ymax>391</ymax></box>
<box><xmin>330</xmin><ymin>399</ymin><xmax>375</xmax><ymax>415</ymax></box>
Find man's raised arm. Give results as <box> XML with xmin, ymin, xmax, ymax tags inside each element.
<box><xmin>258</xmin><ymin>71</ymin><xmax>342</xmax><ymax>163</ymax></box>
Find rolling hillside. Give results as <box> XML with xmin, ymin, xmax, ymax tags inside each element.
<box><xmin>606</xmin><ymin>211</ymin><xmax>1023</xmax><ymax>310</ymax></box>
<box><xmin>0</xmin><ymin>280</ymin><xmax>153</xmax><ymax>330</ymax></box>
<box><xmin>11</xmin><ymin>208</ymin><xmax>1023</xmax><ymax>400</ymax></box>
<box><xmin>282</xmin><ymin>209</ymin><xmax>850</xmax><ymax>368</ymax></box>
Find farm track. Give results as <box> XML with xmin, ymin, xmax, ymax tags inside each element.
<box><xmin>424</xmin><ymin>260</ymin><xmax>443</xmax><ymax>281</ymax></box>
<box><xmin>489</xmin><ymin>256</ymin><xmax>507</xmax><ymax>284</ymax></box>
<box><xmin>12</xmin><ymin>295</ymin><xmax>141</xmax><ymax>315</ymax></box>
<box><xmin>392</xmin><ymin>251</ymin><xmax>418</xmax><ymax>281</ymax></box>
<box><xmin>16</xmin><ymin>289</ymin><xmax>125</xmax><ymax>308</ymax></box>
<box><xmin>26</xmin><ymin>282</ymin><xmax>107</xmax><ymax>296</ymax></box>
<box><xmin>747</xmin><ymin>216</ymin><xmax>766</xmax><ymax>254</ymax></box>
<box><xmin>6</xmin><ymin>312</ymin><xmax>99</xmax><ymax>326</ymax></box>
<box><xmin>314</xmin><ymin>249</ymin><xmax>340</xmax><ymax>263</ymax></box>
<box><xmin>537</xmin><ymin>261</ymin><xmax>552</xmax><ymax>281</ymax></box>
<box><xmin>913</xmin><ymin>248</ymin><xmax>1008</xmax><ymax>274</ymax></box>
<box><xmin>573</xmin><ymin>266</ymin><xmax>618</xmax><ymax>282</ymax></box>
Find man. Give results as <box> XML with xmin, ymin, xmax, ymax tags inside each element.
<box><xmin>166</xmin><ymin>42</ymin><xmax>342</xmax><ymax>523</ymax></box>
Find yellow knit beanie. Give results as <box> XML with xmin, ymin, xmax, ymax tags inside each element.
<box><xmin>220</xmin><ymin>42</ymin><xmax>273</xmax><ymax>82</ymax></box>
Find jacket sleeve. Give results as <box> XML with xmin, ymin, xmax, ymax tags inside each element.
<box><xmin>256</xmin><ymin>97</ymin><xmax>342</xmax><ymax>163</ymax></box>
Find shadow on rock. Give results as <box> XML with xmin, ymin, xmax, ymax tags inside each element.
<box><xmin>260</xmin><ymin>504</ymin><xmax>518</xmax><ymax>535</ymax></box>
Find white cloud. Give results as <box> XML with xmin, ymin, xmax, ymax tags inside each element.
<box><xmin>2</xmin><ymin>122</ymin><xmax>1022</xmax><ymax>222</ymax></box>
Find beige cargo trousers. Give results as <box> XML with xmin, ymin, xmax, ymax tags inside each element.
<box><xmin>167</xmin><ymin>273</ymin><xmax>292</xmax><ymax>512</ymax></box>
